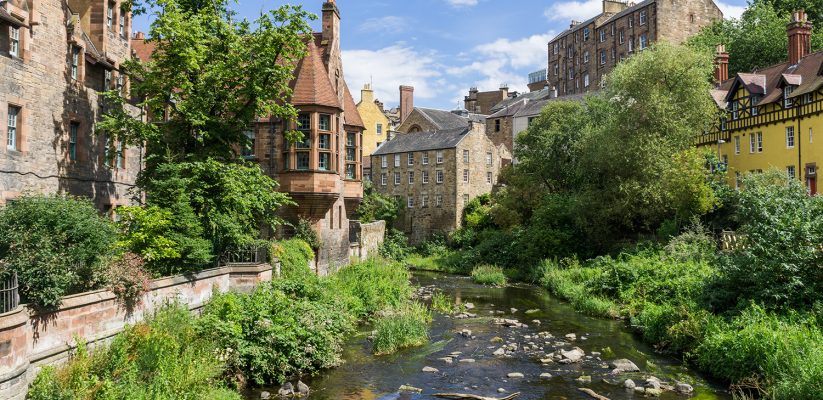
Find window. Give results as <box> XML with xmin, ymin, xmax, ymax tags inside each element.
<box><xmin>787</xmin><ymin>126</ymin><xmax>795</xmax><ymax>148</ymax></box>
<box><xmin>486</xmin><ymin>172</ymin><xmax>493</xmax><ymax>184</ymax></box>
<box><xmin>436</xmin><ymin>151</ymin><xmax>444</xmax><ymax>164</ymax></box>
<box><xmin>583</xmin><ymin>51</ymin><xmax>589</xmax><ymax>63</ymax></box>
<box><xmin>7</xmin><ymin>105</ymin><xmax>19</xmax><ymax>151</ymax></box>
<box><xmin>734</xmin><ymin>136</ymin><xmax>740</xmax><ymax>155</ymax></box>
<box><xmin>319</xmin><ymin>134</ymin><xmax>331</xmax><ymax>150</ymax></box>
<box><xmin>421</xmin><ymin>195</ymin><xmax>428</xmax><ymax>208</ymax></box>
<box><xmin>600</xmin><ymin>50</ymin><xmax>606</xmax><ymax>65</ymax></box>
<box><xmin>319</xmin><ymin>114</ymin><xmax>331</xmax><ymax>131</ymax></box>
<box><xmin>486</xmin><ymin>152</ymin><xmax>492</xmax><ymax>165</ymax></box>
<box><xmin>599</xmin><ymin>29</ymin><xmax>606</xmax><ymax>42</ymax></box>
<box><xmin>116</xmin><ymin>140</ymin><xmax>124</xmax><ymax>169</ymax></box>
<box><xmin>103</xmin><ymin>135</ymin><xmax>111</xmax><ymax>167</ymax></box>
<box><xmin>749</xmin><ymin>134</ymin><xmax>756</xmax><ymax>153</ymax></box>
<box><xmin>495</xmin><ymin>119</ymin><xmax>501</xmax><ymax>132</ymax></box>
<box><xmin>104</xmin><ymin>70</ymin><xmax>112</xmax><ymax>91</ymax></box>
<box><xmin>730</xmin><ymin>101</ymin><xmax>739</xmax><ymax>120</ymax></box>
<box><xmin>346</xmin><ymin>132</ymin><xmax>356</xmax><ymax>161</ymax></box>
<box><xmin>751</xmin><ymin>95</ymin><xmax>760</xmax><ymax>116</ymax></box>
<box><xmin>639</xmin><ymin>34</ymin><xmax>647</xmax><ymax>50</ymax></box>
<box><xmin>436</xmin><ymin>170</ymin><xmax>444</xmax><ymax>183</ymax></box>
<box><xmin>811</xmin><ymin>127</ymin><xmax>814</xmax><ymax>143</ymax></box>
<box><xmin>69</xmin><ymin>122</ymin><xmax>79</xmax><ymax>161</ymax></box>
<box><xmin>628</xmin><ymin>38</ymin><xmax>633</xmax><ymax>52</ymax></box>
<box><xmin>554</xmin><ymin>64</ymin><xmax>559</xmax><ymax>76</ymax></box>
<box><xmin>296</xmin><ymin>131</ymin><xmax>311</xmax><ymax>149</ymax></box>
<box><xmin>612</xmin><ymin>48</ymin><xmax>616</xmax><ymax>60</ymax></box>
<box><xmin>463</xmin><ymin>194</ymin><xmax>469</xmax><ymax>204</ymax></box>
<box><xmin>407</xmin><ymin>197</ymin><xmax>414</xmax><ymax>208</ymax></box>
<box><xmin>583</xmin><ymin>28</ymin><xmax>590</xmax><ymax>41</ymax></box>
<box><xmin>71</xmin><ymin>47</ymin><xmax>80</xmax><ymax>80</ymax></box>
<box><xmin>639</xmin><ymin>10</ymin><xmax>647</xmax><ymax>25</ymax></box>
<box><xmin>296</xmin><ymin>152</ymin><xmax>309</xmax><ymax>170</ymax></box>
<box><xmin>628</xmin><ymin>15</ymin><xmax>633</xmax><ymax>28</ymax></box>
<box><xmin>346</xmin><ymin>164</ymin><xmax>356</xmax><ymax>179</ymax></box>
<box><xmin>784</xmin><ymin>86</ymin><xmax>794</xmax><ymax>108</ymax></box>
<box><xmin>107</xmin><ymin>1</ymin><xmax>114</xmax><ymax>29</ymax></box>
<box><xmin>528</xmin><ymin>116</ymin><xmax>537</xmax><ymax>126</ymax></box>
<box><xmin>394</xmin><ymin>154</ymin><xmax>401</xmax><ymax>167</ymax></box>
<box><xmin>381</xmin><ymin>155</ymin><xmax>387</xmax><ymax>168</ymax></box>
<box><xmin>756</xmin><ymin>132</ymin><xmax>763</xmax><ymax>152</ymax></box>
<box><xmin>553</xmin><ymin>43</ymin><xmax>559</xmax><ymax>55</ymax></box>
<box><xmin>394</xmin><ymin>172</ymin><xmax>401</xmax><ymax>185</ymax></box>
<box><xmin>381</xmin><ymin>173</ymin><xmax>387</xmax><ymax>186</ymax></box>
<box><xmin>319</xmin><ymin>152</ymin><xmax>331</xmax><ymax>171</ymax></box>
<box><xmin>463</xmin><ymin>169</ymin><xmax>469</xmax><ymax>183</ymax></box>
<box><xmin>422</xmin><ymin>171</ymin><xmax>429</xmax><ymax>184</ymax></box>
<box><xmin>584</xmin><ymin>73</ymin><xmax>590</xmax><ymax>87</ymax></box>
<box><xmin>436</xmin><ymin>194</ymin><xmax>443</xmax><ymax>207</ymax></box>
<box><xmin>116</xmin><ymin>74</ymin><xmax>124</xmax><ymax>95</ymax></box>
<box><xmin>408</xmin><ymin>171</ymin><xmax>414</xmax><ymax>184</ymax></box>
<box><xmin>422</xmin><ymin>152</ymin><xmax>429</xmax><ymax>165</ymax></box>
<box><xmin>297</xmin><ymin>113</ymin><xmax>310</xmax><ymax>130</ymax></box>
<box><xmin>376</xmin><ymin>123</ymin><xmax>383</xmax><ymax>134</ymax></box>
<box><xmin>408</xmin><ymin>152</ymin><xmax>414</xmax><ymax>165</ymax></box>
<box><xmin>283</xmin><ymin>152</ymin><xmax>290</xmax><ymax>170</ymax></box>
<box><xmin>10</xmin><ymin>27</ymin><xmax>19</xmax><ymax>57</ymax></box>
<box><xmin>120</xmin><ymin>11</ymin><xmax>126</xmax><ymax>37</ymax></box>
<box><xmin>804</xmin><ymin>93</ymin><xmax>813</xmax><ymax>104</ymax></box>
<box><xmin>788</xmin><ymin>165</ymin><xmax>796</xmax><ymax>179</ymax></box>
<box><xmin>242</xmin><ymin>129</ymin><xmax>255</xmax><ymax>158</ymax></box>
<box><xmin>463</xmin><ymin>149</ymin><xmax>469</xmax><ymax>163</ymax></box>
<box><xmin>619</xmin><ymin>30</ymin><xmax>625</xmax><ymax>44</ymax></box>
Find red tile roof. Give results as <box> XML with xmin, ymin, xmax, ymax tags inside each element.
<box><xmin>289</xmin><ymin>39</ymin><xmax>342</xmax><ymax>110</ymax></box>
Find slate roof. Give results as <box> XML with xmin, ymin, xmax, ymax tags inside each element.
<box><xmin>720</xmin><ymin>51</ymin><xmax>823</xmax><ymax>106</ymax></box>
<box><xmin>290</xmin><ymin>38</ymin><xmax>342</xmax><ymax>109</ymax></box>
<box><xmin>415</xmin><ymin>108</ymin><xmax>481</xmax><ymax>131</ymax></box>
<box><xmin>602</xmin><ymin>0</ymin><xmax>656</xmax><ymax>24</ymax></box>
<box><xmin>513</xmin><ymin>93</ymin><xmax>587</xmax><ymax>119</ymax></box>
<box><xmin>342</xmin><ymin>81</ymin><xmax>365</xmax><ymax>128</ymax></box>
<box><xmin>372</xmin><ymin>127</ymin><xmax>470</xmax><ymax>155</ymax></box>
<box><xmin>489</xmin><ymin>88</ymin><xmax>552</xmax><ymax>114</ymax></box>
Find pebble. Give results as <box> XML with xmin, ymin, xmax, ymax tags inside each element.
<box><xmin>459</xmin><ymin>358</ymin><xmax>476</xmax><ymax>363</ymax></box>
<box><xmin>464</xmin><ymin>302</ymin><xmax>475</xmax><ymax>309</ymax></box>
<box><xmin>525</xmin><ymin>309</ymin><xmax>540</xmax><ymax>314</ymax></box>
<box><xmin>540</xmin><ymin>373</ymin><xmax>553</xmax><ymax>379</ymax></box>
<box><xmin>510</xmin><ymin>308</ymin><xmax>518</xmax><ymax>313</ymax></box>
<box><xmin>422</xmin><ymin>366</ymin><xmax>439</xmax><ymax>373</ymax></box>
<box><xmin>493</xmin><ymin>347</ymin><xmax>506</xmax><ymax>356</ymax></box>
<box><xmin>507</xmin><ymin>372</ymin><xmax>524</xmax><ymax>378</ymax></box>
<box><xmin>398</xmin><ymin>385</ymin><xmax>422</xmax><ymax>393</ymax></box>
<box><xmin>497</xmin><ymin>388</ymin><xmax>507</xmax><ymax>393</ymax></box>
<box><xmin>438</xmin><ymin>357</ymin><xmax>453</xmax><ymax>364</ymax></box>
<box><xmin>576</xmin><ymin>375</ymin><xmax>592</xmax><ymax>383</ymax></box>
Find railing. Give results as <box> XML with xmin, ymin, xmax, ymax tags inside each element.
<box><xmin>220</xmin><ymin>245</ymin><xmax>270</xmax><ymax>265</ymax></box>
<box><xmin>0</xmin><ymin>271</ymin><xmax>19</xmax><ymax>314</ymax></box>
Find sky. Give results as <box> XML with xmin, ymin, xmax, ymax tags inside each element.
<box><xmin>132</xmin><ymin>0</ymin><xmax>749</xmax><ymax>111</ymax></box>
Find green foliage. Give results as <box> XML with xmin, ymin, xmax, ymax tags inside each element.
<box><xmin>331</xmin><ymin>258</ymin><xmax>413</xmax><ymax>320</ymax></box>
<box><xmin>271</xmin><ymin>239</ymin><xmax>314</xmax><ymax>279</ymax></box>
<box><xmin>104</xmin><ymin>253</ymin><xmax>151</xmax><ymax>309</ymax></box>
<box><xmin>379</xmin><ymin>229</ymin><xmax>411</xmax><ymax>261</ymax></box>
<box><xmin>430</xmin><ymin>292</ymin><xmax>454</xmax><ymax>314</ymax></box>
<box><xmin>293</xmin><ymin>218</ymin><xmax>322</xmax><ymax>250</ymax></box>
<box><xmin>356</xmin><ymin>180</ymin><xmax>400</xmax><ymax>225</ymax></box>
<box><xmin>688</xmin><ymin>0</ymin><xmax>823</xmax><ymax>76</ymax></box>
<box><xmin>371</xmin><ymin>302</ymin><xmax>432</xmax><ymax>355</ymax></box>
<box><xmin>470</xmin><ymin>265</ymin><xmax>507</xmax><ymax>286</ymax></box>
<box><xmin>0</xmin><ymin>195</ymin><xmax>119</xmax><ymax>309</ymax></box>
<box><xmin>28</xmin><ymin>304</ymin><xmax>238</xmax><ymax>400</ymax></box>
<box><xmin>713</xmin><ymin>170</ymin><xmax>823</xmax><ymax>311</ymax></box>
<box><xmin>117</xmin><ymin>205</ymin><xmax>213</xmax><ymax>277</ymax></box>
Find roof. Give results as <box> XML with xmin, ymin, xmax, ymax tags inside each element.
<box><xmin>722</xmin><ymin>51</ymin><xmax>823</xmax><ymax>106</ymax></box>
<box><xmin>372</xmin><ymin>127</ymin><xmax>470</xmax><ymax>155</ymax></box>
<box><xmin>415</xmin><ymin>108</ymin><xmax>478</xmax><ymax>131</ymax></box>
<box><xmin>489</xmin><ymin>88</ymin><xmax>552</xmax><ymax>114</ymax></box>
<box><xmin>289</xmin><ymin>39</ymin><xmax>342</xmax><ymax>109</ymax></box>
<box><xmin>602</xmin><ymin>0</ymin><xmax>656</xmax><ymax>24</ymax></box>
<box><xmin>550</xmin><ymin>14</ymin><xmax>603</xmax><ymax>42</ymax></box>
<box><xmin>131</xmin><ymin>38</ymin><xmax>156</xmax><ymax>63</ymax></box>
<box><xmin>488</xmin><ymin>100</ymin><xmax>526</xmax><ymax>119</ymax></box>
<box><xmin>513</xmin><ymin>93</ymin><xmax>588</xmax><ymax>119</ymax></box>
<box><xmin>342</xmin><ymin>81</ymin><xmax>365</xmax><ymax>128</ymax></box>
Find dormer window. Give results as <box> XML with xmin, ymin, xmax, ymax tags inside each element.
<box><xmin>784</xmin><ymin>86</ymin><xmax>794</xmax><ymax>108</ymax></box>
<box><xmin>751</xmin><ymin>95</ymin><xmax>760</xmax><ymax>116</ymax></box>
<box><xmin>803</xmin><ymin>93</ymin><xmax>813</xmax><ymax>104</ymax></box>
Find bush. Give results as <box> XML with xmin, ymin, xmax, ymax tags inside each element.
<box><xmin>293</xmin><ymin>218</ymin><xmax>322</xmax><ymax>250</ymax></box>
<box><xmin>28</xmin><ymin>304</ymin><xmax>238</xmax><ymax>400</ymax></box>
<box><xmin>470</xmin><ymin>265</ymin><xmax>507</xmax><ymax>286</ymax></box>
<box><xmin>271</xmin><ymin>239</ymin><xmax>314</xmax><ymax>279</ymax></box>
<box><xmin>332</xmin><ymin>258</ymin><xmax>413</xmax><ymax>320</ymax></box>
<box><xmin>372</xmin><ymin>302</ymin><xmax>432</xmax><ymax>355</ymax></box>
<box><xmin>379</xmin><ymin>229</ymin><xmax>411</xmax><ymax>261</ymax></box>
<box><xmin>0</xmin><ymin>195</ymin><xmax>119</xmax><ymax>309</ymax></box>
<box><xmin>104</xmin><ymin>253</ymin><xmax>151</xmax><ymax>309</ymax></box>
<box><xmin>356</xmin><ymin>181</ymin><xmax>400</xmax><ymax>225</ymax></box>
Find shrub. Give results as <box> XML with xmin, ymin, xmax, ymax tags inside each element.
<box><xmin>293</xmin><ymin>218</ymin><xmax>322</xmax><ymax>250</ymax></box>
<box><xmin>28</xmin><ymin>304</ymin><xmax>238</xmax><ymax>400</ymax></box>
<box><xmin>117</xmin><ymin>205</ymin><xmax>213</xmax><ymax>277</ymax></box>
<box><xmin>379</xmin><ymin>229</ymin><xmax>411</xmax><ymax>261</ymax></box>
<box><xmin>0</xmin><ymin>195</ymin><xmax>119</xmax><ymax>309</ymax></box>
<box><xmin>372</xmin><ymin>302</ymin><xmax>432</xmax><ymax>355</ymax></box>
<box><xmin>104</xmin><ymin>253</ymin><xmax>151</xmax><ymax>309</ymax></box>
<box><xmin>470</xmin><ymin>265</ymin><xmax>507</xmax><ymax>286</ymax></box>
<box><xmin>356</xmin><ymin>181</ymin><xmax>400</xmax><ymax>225</ymax></box>
<box><xmin>271</xmin><ymin>239</ymin><xmax>314</xmax><ymax>279</ymax></box>
<box><xmin>332</xmin><ymin>258</ymin><xmax>413</xmax><ymax>320</ymax></box>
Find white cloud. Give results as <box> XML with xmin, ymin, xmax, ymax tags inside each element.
<box><xmin>343</xmin><ymin>46</ymin><xmax>443</xmax><ymax>107</ymax></box>
<box><xmin>716</xmin><ymin>1</ymin><xmax>746</xmax><ymax>19</ymax></box>
<box><xmin>358</xmin><ymin>16</ymin><xmax>409</xmax><ymax>35</ymax></box>
<box><xmin>446</xmin><ymin>0</ymin><xmax>478</xmax><ymax>6</ymax></box>
<box><xmin>543</xmin><ymin>0</ymin><xmax>601</xmax><ymax>22</ymax></box>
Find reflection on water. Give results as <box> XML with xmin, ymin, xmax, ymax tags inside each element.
<box><xmin>248</xmin><ymin>271</ymin><xmax>730</xmax><ymax>400</ymax></box>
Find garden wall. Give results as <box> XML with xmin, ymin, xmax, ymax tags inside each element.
<box><xmin>348</xmin><ymin>220</ymin><xmax>386</xmax><ymax>260</ymax></box>
<box><xmin>0</xmin><ymin>262</ymin><xmax>276</xmax><ymax>400</ymax></box>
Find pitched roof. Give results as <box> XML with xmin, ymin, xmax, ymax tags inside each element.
<box><xmin>488</xmin><ymin>100</ymin><xmax>526</xmax><ymax>119</ymax></box>
<box><xmin>289</xmin><ymin>39</ymin><xmax>342</xmax><ymax>109</ymax></box>
<box><xmin>342</xmin><ymin>81</ymin><xmax>365</xmax><ymax>128</ymax></box>
<box><xmin>513</xmin><ymin>93</ymin><xmax>587</xmax><ymax>119</ymax></box>
<box><xmin>719</xmin><ymin>51</ymin><xmax>823</xmax><ymax>107</ymax></box>
<box><xmin>131</xmin><ymin>38</ymin><xmax>156</xmax><ymax>63</ymax></box>
<box><xmin>489</xmin><ymin>88</ymin><xmax>552</xmax><ymax>114</ymax></box>
<box><xmin>602</xmin><ymin>0</ymin><xmax>656</xmax><ymax>24</ymax></box>
<box><xmin>372</xmin><ymin>127</ymin><xmax>470</xmax><ymax>155</ymax></box>
<box><xmin>550</xmin><ymin>0</ymin><xmax>657</xmax><ymax>42</ymax></box>
<box><xmin>416</xmin><ymin>108</ymin><xmax>475</xmax><ymax>130</ymax></box>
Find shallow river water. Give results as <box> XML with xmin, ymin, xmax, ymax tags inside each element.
<box><xmin>250</xmin><ymin>271</ymin><xmax>730</xmax><ymax>400</ymax></box>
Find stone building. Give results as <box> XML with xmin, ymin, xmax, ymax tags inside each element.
<box><xmin>396</xmin><ymin>107</ymin><xmax>485</xmax><ymax>134</ymax></box>
<box><xmin>356</xmin><ymin>83</ymin><xmax>390</xmax><ymax>179</ymax></box>
<box><xmin>527</xmin><ymin>68</ymin><xmax>549</xmax><ymax>92</ymax></box>
<box><xmin>547</xmin><ymin>0</ymin><xmax>723</xmax><ymax>97</ymax></box>
<box><xmin>485</xmin><ymin>87</ymin><xmax>552</xmax><ymax>153</ymax></box>
<box><xmin>371</xmin><ymin>121</ymin><xmax>504</xmax><ymax>244</ymax></box>
<box><xmin>464</xmin><ymin>86</ymin><xmax>510</xmax><ymax>115</ymax></box>
<box><xmin>0</xmin><ymin>0</ymin><xmax>142</xmax><ymax>210</ymax></box>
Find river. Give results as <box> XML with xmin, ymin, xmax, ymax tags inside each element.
<box><xmin>249</xmin><ymin>270</ymin><xmax>730</xmax><ymax>400</ymax></box>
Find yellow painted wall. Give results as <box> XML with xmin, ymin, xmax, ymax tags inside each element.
<box><xmin>356</xmin><ymin>84</ymin><xmax>390</xmax><ymax>157</ymax></box>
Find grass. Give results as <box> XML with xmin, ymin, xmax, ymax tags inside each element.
<box><xmin>470</xmin><ymin>264</ymin><xmax>507</xmax><ymax>286</ymax></box>
<box><xmin>430</xmin><ymin>292</ymin><xmax>454</xmax><ymax>314</ymax></box>
<box><xmin>372</xmin><ymin>302</ymin><xmax>432</xmax><ymax>355</ymax></box>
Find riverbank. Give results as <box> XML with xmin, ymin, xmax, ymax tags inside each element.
<box><xmin>404</xmin><ymin>246</ymin><xmax>823</xmax><ymax>399</ymax></box>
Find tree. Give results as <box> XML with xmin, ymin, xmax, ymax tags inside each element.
<box><xmin>356</xmin><ymin>181</ymin><xmax>400</xmax><ymax>225</ymax></box>
<box><xmin>688</xmin><ymin>0</ymin><xmax>823</xmax><ymax>76</ymax></box>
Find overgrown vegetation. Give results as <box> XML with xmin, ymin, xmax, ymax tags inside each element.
<box><xmin>271</xmin><ymin>239</ymin><xmax>315</xmax><ymax>279</ymax></box>
<box><xmin>372</xmin><ymin>302</ymin><xmax>432</xmax><ymax>355</ymax></box>
<box><xmin>356</xmin><ymin>181</ymin><xmax>400</xmax><ymax>225</ymax></box>
<box><xmin>470</xmin><ymin>265</ymin><xmax>507</xmax><ymax>286</ymax></box>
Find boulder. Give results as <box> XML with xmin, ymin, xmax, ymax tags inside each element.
<box><xmin>675</xmin><ymin>383</ymin><xmax>694</xmax><ymax>394</ymax></box>
<box><xmin>645</xmin><ymin>377</ymin><xmax>662</xmax><ymax>390</ymax></box>
<box><xmin>296</xmin><ymin>381</ymin><xmax>310</xmax><ymax>396</ymax></box>
<box><xmin>565</xmin><ymin>333</ymin><xmax>577</xmax><ymax>340</ymax></box>
<box><xmin>609</xmin><ymin>358</ymin><xmax>640</xmax><ymax>373</ymax></box>
<box><xmin>645</xmin><ymin>388</ymin><xmax>664</xmax><ymax>396</ymax></box>
<box><xmin>277</xmin><ymin>382</ymin><xmax>294</xmax><ymax>397</ymax></box>
<box><xmin>540</xmin><ymin>373</ymin><xmax>553</xmax><ymax>379</ymax></box>
<box><xmin>493</xmin><ymin>347</ymin><xmax>506</xmax><ymax>356</ymax></box>
<box><xmin>560</xmin><ymin>347</ymin><xmax>585</xmax><ymax>363</ymax></box>
<box><xmin>624</xmin><ymin>379</ymin><xmax>636</xmax><ymax>389</ymax></box>
<box><xmin>260</xmin><ymin>391</ymin><xmax>271</xmax><ymax>400</ymax></box>
<box><xmin>507</xmin><ymin>372</ymin><xmax>524</xmax><ymax>378</ymax></box>
<box><xmin>422</xmin><ymin>366</ymin><xmax>439</xmax><ymax>373</ymax></box>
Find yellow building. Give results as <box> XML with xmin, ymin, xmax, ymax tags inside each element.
<box><xmin>698</xmin><ymin>11</ymin><xmax>823</xmax><ymax>194</ymax></box>
<box><xmin>356</xmin><ymin>84</ymin><xmax>391</xmax><ymax>179</ymax></box>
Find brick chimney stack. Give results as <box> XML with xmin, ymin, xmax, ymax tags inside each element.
<box><xmin>321</xmin><ymin>1</ymin><xmax>340</xmax><ymax>48</ymax></box>
<box><xmin>133</xmin><ymin>31</ymin><xmax>145</xmax><ymax>40</ymax></box>
<box><xmin>399</xmin><ymin>85</ymin><xmax>414</xmax><ymax>124</ymax></box>
<box><xmin>714</xmin><ymin>44</ymin><xmax>729</xmax><ymax>85</ymax></box>
<box><xmin>788</xmin><ymin>9</ymin><xmax>813</xmax><ymax>65</ymax></box>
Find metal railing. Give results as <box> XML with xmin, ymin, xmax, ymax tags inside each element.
<box><xmin>0</xmin><ymin>271</ymin><xmax>19</xmax><ymax>314</ymax></box>
<box><xmin>219</xmin><ymin>245</ymin><xmax>270</xmax><ymax>265</ymax></box>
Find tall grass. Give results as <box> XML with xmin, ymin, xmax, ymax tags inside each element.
<box><xmin>470</xmin><ymin>264</ymin><xmax>507</xmax><ymax>286</ymax></box>
<box><xmin>372</xmin><ymin>302</ymin><xmax>432</xmax><ymax>355</ymax></box>
<box><xmin>430</xmin><ymin>292</ymin><xmax>454</xmax><ymax>314</ymax></box>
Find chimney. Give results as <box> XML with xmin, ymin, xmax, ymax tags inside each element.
<box><xmin>787</xmin><ymin>9</ymin><xmax>813</xmax><ymax>65</ymax></box>
<box><xmin>361</xmin><ymin>84</ymin><xmax>374</xmax><ymax>104</ymax></box>
<box><xmin>714</xmin><ymin>44</ymin><xmax>729</xmax><ymax>85</ymax></box>
<box><xmin>399</xmin><ymin>85</ymin><xmax>414</xmax><ymax>124</ymax></box>
<box><xmin>603</xmin><ymin>0</ymin><xmax>628</xmax><ymax>14</ymax></box>
<box><xmin>133</xmin><ymin>31</ymin><xmax>145</xmax><ymax>40</ymax></box>
<box><xmin>321</xmin><ymin>1</ymin><xmax>340</xmax><ymax>47</ymax></box>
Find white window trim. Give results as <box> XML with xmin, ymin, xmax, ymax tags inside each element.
<box><xmin>422</xmin><ymin>171</ymin><xmax>429</xmax><ymax>184</ymax></box>
<box><xmin>381</xmin><ymin>173</ymin><xmax>387</xmax><ymax>186</ymax></box>
<box><xmin>408</xmin><ymin>171</ymin><xmax>414</xmax><ymax>184</ymax></box>
<box><xmin>394</xmin><ymin>172</ymin><xmax>400</xmax><ymax>185</ymax></box>
<box><xmin>10</xmin><ymin>26</ymin><xmax>20</xmax><ymax>57</ymax></box>
<box><xmin>787</xmin><ymin>126</ymin><xmax>795</xmax><ymax>149</ymax></box>
<box><xmin>381</xmin><ymin>155</ymin><xmax>387</xmax><ymax>168</ymax></box>
<box><xmin>394</xmin><ymin>154</ymin><xmax>401</xmax><ymax>167</ymax></box>
<box><xmin>734</xmin><ymin>136</ymin><xmax>740</xmax><ymax>155</ymax></box>
<box><xmin>7</xmin><ymin>105</ymin><xmax>19</xmax><ymax>150</ymax></box>
<box><xmin>408</xmin><ymin>153</ymin><xmax>414</xmax><ymax>165</ymax></box>
<box><xmin>463</xmin><ymin>169</ymin><xmax>469</xmax><ymax>183</ymax></box>
<box><xmin>436</xmin><ymin>151</ymin><xmax>444</xmax><ymax>164</ymax></box>
<box><xmin>436</xmin><ymin>170</ymin><xmax>444</xmax><ymax>183</ymax></box>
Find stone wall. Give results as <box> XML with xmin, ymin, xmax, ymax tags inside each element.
<box><xmin>0</xmin><ymin>263</ymin><xmax>275</xmax><ymax>400</ymax></box>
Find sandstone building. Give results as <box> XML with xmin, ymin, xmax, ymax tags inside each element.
<box><xmin>356</xmin><ymin>84</ymin><xmax>390</xmax><ymax>179</ymax></box>
<box><xmin>485</xmin><ymin>87</ymin><xmax>553</xmax><ymax>153</ymax></box>
<box><xmin>371</xmin><ymin>122</ymin><xmax>504</xmax><ymax>243</ymax></box>
<box><xmin>547</xmin><ymin>0</ymin><xmax>723</xmax><ymax>97</ymax></box>
<box><xmin>464</xmin><ymin>86</ymin><xmax>510</xmax><ymax>115</ymax></box>
<box><xmin>1</xmin><ymin>0</ymin><xmax>142</xmax><ymax>210</ymax></box>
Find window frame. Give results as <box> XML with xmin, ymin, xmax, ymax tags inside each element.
<box><xmin>787</xmin><ymin>126</ymin><xmax>795</xmax><ymax>149</ymax></box>
<box><xmin>69</xmin><ymin>121</ymin><xmax>79</xmax><ymax>161</ymax></box>
<box><xmin>422</xmin><ymin>152</ymin><xmax>429</xmax><ymax>165</ymax></box>
<box><xmin>639</xmin><ymin>10</ymin><xmax>647</xmax><ymax>25</ymax></box>
<box><xmin>784</xmin><ymin>86</ymin><xmax>794</xmax><ymax>108</ymax></box>
<box><xmin>734</xmin><ymin>136</ymin><xmax>740</xmax><ymax>155</ymax></box>
<box><xmin>436</xmin><ymin>151</ymin><xmax>444</xmax><ymax>164</ymax></box>
<box><xmin>486</xmin><ymin>171</ymin><xmax>493</xmax><ymax>184</ymax></box>
<box><xmin>436</xmin><ymin>169</ymin><xmax>444</xmax><ymax>183</ymax></box>
<box><xmin>7</xmin><ymin>105</ymin><xmax>20</xmax><ymax>151</ymax></box>
<box><xmin>436</xmin><ymin>194</ymin><xmax>443</xmax><ymax>207</ymax></box>
<box><xmin>463</xmin><ymin>169</ymin><xmax>469</xmax><ymax>183</ymax></box>
<box><xmin>107</xmin><ymin>1</ymin><xmax>114</xmax><ymax>29</ymax></box>
<box><xmin>422</xmin><ymin>170</ymin><xmax>429</xmax><ymax>184</ymax></box>
<box><xmin>319</xmin><ymin>114</ymin><xmax>332</xmax><ymax>131</ymax></box>
<box><xmin>381</xmin><ymin>173</ymin><xmax>387</xmax><ymax>186</ymax></box>
<box><xmin>394</xmin><ymin>172</ymin><xmax>401</xmax><ymax>185</ymax></box>
<box><xmin>408</xmin><ymin>152</ymin><xmax>414</xmax><ymax>165</ymax></box>
<box><xmin>408</xmin><ymin>171</ymin><xmax>414</xmax><ymax>184</ymax></box>
<box><xmin>394</xmin><ymin>154</ymin><xmax>401</xmax><ymax>167</ymax></box>
<box><xmin>9</xmin><ymin>26</ymin><xmax>20</xmax><ymax>58</ymax></box>
<box><xmin>381</xmin><ymin>155</ymin><xmax>387</xmax><ymax>168</ymax></box>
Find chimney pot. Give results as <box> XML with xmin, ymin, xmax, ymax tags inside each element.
<box><xmin>787</xmin><ymin>9</ymin><xmax>813</xmax><ymax>65</ymax></box>
<box><xmin>713</xmin><ymin>44</ymin><xmax>730</xmax><ymax>85</ymax></box>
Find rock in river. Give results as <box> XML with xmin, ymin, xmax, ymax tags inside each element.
<box><xmin>296</xmin><ymin>381</ymin><xmax>310</xmax><ymax>396</ymax></box>
<box><xmin>676</xmin><ymin>383</ymin><xmax>694</xmax><ymax>394</ymax></box>
<box><xmin>609</xmin><ymin>358</ymin><xmax>640</xmax><ymax>373</ymax></box>
<box><xmin>559</xmin><ymin>347</ymin><xmax>585</xmax><ymax>363</ymax></box>
<box><xmin>507</xmin><ymin>372</ymin><xmax>524</xmax><ymax>378</ymax></box>
<box><xmin>422</xmin><ymin>366</ymin><xmax>439</xmax><ymax>373</ymax></box>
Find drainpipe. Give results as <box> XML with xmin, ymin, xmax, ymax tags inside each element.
<box><xmin>798</xmin><ymin>113</ymin><xmax>803</xmax><ymax>183</ymax></box>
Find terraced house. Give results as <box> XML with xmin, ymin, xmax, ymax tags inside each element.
<box><xmin>0</xmin><ymin>0</ymin><xmax>142</xmax><ymax>210</ymax></box>
<box><xmin>371</xmin><ymin>122</ymin><xmax>503</xmax><ymax>244</ymax></box>
<box><xmin>547</xmin><ymin>0</ymin><xmax>722</xmax><ymax>97</ymax></box>
<box><xmin>698</xmin><ymin>10</ymin><xmax>823</xmax><ymax>194</ymax></box>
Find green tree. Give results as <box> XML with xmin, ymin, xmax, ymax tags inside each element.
<box><xmin>356</xmin><ymin>181</ymin><xmax>400</xmax><ymax>225</ymax></box>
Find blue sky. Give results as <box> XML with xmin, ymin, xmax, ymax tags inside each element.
<box><xmin>133</xmin><ymin>0</ymin><xmax>749</xmax><ymax>110</ymax></box>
